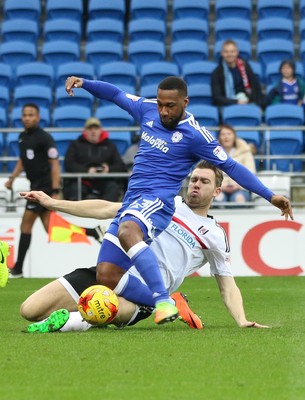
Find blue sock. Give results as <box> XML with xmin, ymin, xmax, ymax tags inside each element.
<box><xmin>128</xmin><ymin>243</ymin><xmax>170</xmax><ymax>304</ymax></box>
<box><xmin>117</xmin><ymin>274</ymin><xmax>155</xmax><ymax>307</ymax></box>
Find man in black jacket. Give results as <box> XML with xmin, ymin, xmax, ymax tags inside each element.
<box><xmin>64</xmin><ymin>118</ymin><xmax>127</xmax><ymax>201</ymax></box>
<box><xmin>211</xmin><ymin>39</ymin><xmax>264</xmax><ymax>108</ymax></box>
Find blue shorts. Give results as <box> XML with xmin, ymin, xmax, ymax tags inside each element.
<box><xmin>96</xmin><ymin>195</ymin><xmax>174</xmax><ymax>267</ymax></box>
<box><xmin>110</xmin><ymin>195</ymin><xmax>173</xmax><ymax>241</ymax></box>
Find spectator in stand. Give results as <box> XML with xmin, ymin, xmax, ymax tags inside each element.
<box><xmin>64</xmin><ymin>118</ymin><xmax>127</xmax><ymax>201</ymax></box>
<box><xmin>211</xmin><ymin>39</ymin><xmax>264</xmax><ymax>110</ymax></box>
<box><xmin>214</xmin><ymin>124</ymin><xmax>256</xmax><ymax>204</ymax></box>
<box><xmin>266</xmin><ymin>60</ymin><xmax>305</xmax><ymax>106</ymax></box>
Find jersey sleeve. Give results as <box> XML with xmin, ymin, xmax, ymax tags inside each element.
<box><xmin>82</xmin><ymin>79</ymin><xmax>146</xmax><ymax>122</ymax></box>
<box><xmin>42</xmin><ymin>133</ymin><xmax>59</xmax><ymax>160</ymax></box>
<box><xmin>205</xmin><ymin>249</ymin><xmax>233</xmax><ymax>277</ymax></box>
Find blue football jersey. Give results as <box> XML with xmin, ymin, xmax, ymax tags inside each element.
<box><xmin>83</xmin><ymin>80</ymin><xmax>274</xmax><ymax>211</ymax></box>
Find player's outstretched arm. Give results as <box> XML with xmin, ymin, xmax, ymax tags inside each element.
<box><xmin>215</xmin><ymin>275</ymin><xmax>270</xmax><ymax>328</ymax></box>
<box><xmin>20</xmin><ymin>191</ymin><xmax>121</xmax><ymax>219</ymax></box>
<box><xmin>270</xmin><ymin>194</ymin><xmax>294</xmax><ymax>221</ymax></box>
<box><xmin>65</xmin><ymin>76</ymin><xmax>84</xmax><ymax>96</ymax></box>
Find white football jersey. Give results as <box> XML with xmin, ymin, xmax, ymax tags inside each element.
<box><xmin>128</xmin><ymin>196</ymin><xmax>233</xmax><ymax>293</ymax></box>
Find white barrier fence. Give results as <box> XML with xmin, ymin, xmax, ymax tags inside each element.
<box><xmin>1</xmin><ymin>206</ymin><xmax>305</xmax><ymax>278</ymax></box>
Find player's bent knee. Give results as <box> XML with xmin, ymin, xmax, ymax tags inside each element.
<box><xmin>96</xmin><ymin>262</ymin><xmax>125</xmax><ymax>290</ymax></box>
<box><xmin>20</xmin><ymin>300</ymin><xmax>40</xmax><ymax>322</ymax></box>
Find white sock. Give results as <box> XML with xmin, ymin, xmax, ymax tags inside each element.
<box><xmin>59</xmin><ymin>311</ymin><xmax>92</xmax><ymax>332</ymax></box>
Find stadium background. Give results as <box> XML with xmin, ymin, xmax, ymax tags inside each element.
<box><xmin>0</xmin><ymin>0</ymin><xmax>304</xmax><ymax>277</ymax></box>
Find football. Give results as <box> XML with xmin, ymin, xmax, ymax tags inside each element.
<box><xmin>78</xmin><ymin>285</ymin><xmax>119</xmax><ymax>326</ymax></box>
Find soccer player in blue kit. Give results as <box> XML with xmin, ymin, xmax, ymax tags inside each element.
<box><xmin>65</xmin><ymin>76</ymin><xmax>293</xmax><ymax>325</ymax></box>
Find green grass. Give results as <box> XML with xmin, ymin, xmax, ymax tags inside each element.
<box><xmin>1</xmin><ymin>276</ymin><xmax>304</xmax><ymax>400</ymax></box>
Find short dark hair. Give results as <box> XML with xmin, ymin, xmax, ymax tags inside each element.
<box><xmin>193</xmin><ymin>160</ymin><xmax>224</xmax><ymax>187</ymax></box>
<box><xmin>158</xmin><ymin>76</ymin><xmax>188</xmax><ymax>97</ymax></box>
<box><xmin>22</xmin><ymin>103</ymin><xmax>40</xmax><ymax>113</ymax></box>
<box><xmin>279</xmin><ymin>59</ymin><xmax>295</xmax><ymax>75</ymax></box>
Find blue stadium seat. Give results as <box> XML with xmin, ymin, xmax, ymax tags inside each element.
<box><xmin>265</xmin><ymin>105</ymin><xmax>304</xmax><ymax>126</ymax></box>
<box><xmin>85</xmin><ymin>40</ymin><xmax>123</xmax><ymax>75</ymax></box>
<box><xmin>14</xmin><ymin>85</ymin><xmax>53</xmax><ymax>109</ymax></box>
<box><xmin>215</xmin><ymin>17</ymin><xmax>251</xmax><ymax>41</ymax></box>
<box><xmin>6</xmin><ymin>132</ymin><xmax>20</xmax><ymax>171</ymax></box>
<box><xmin>182</xmin><ymin>61</ymin><xmax>217</xmax><ymax>85</ymax></box>
<box><xmin>42</xmin><ymin>41</ymin><xmax>80</xmax><ymax>73</ymax></box>
<box><xmin>128</xmin><ymin>40</ymin><xmax>165</xmax><ymax>73</ymax></box>
<box><xmin>214</xmin><ymin>39</ymin><xmax>251</xmax><ymax>61</ymax></box>
<box><xmin>0</xmin><ymin>63</ymin><xmax>13</xmax><ymax>87</ymax></box>
<box><xmin>300</xmin><ymin>0</ymin><xmax>305</xmax><ymax>19</ymax></box>
<box><xmin>172</xmin><ymin>0</ymin><xmax>209</xmax><ymax>20</ymax></box>
<box><xmin>187</xmin><ymin>105</ymin><xmax>219</xmax><ymax>127</ymax></box>
<box><xmin>0</xmin><ymin>108</ymin><xmax>8</xmax><ymax>128</ymax></box>
<box><xmin>130</xmin><ymin>0</ymin><xmax>167</xmax><ymax>20</ymax></box>
<box><xmin>98</xmin><ymin>61</ymin><xmax>137</xmax><ymax>89</ymax></box>
<box><xmin>266</xmin><ymin>130</ymin><xmax>303</xmax><ymax>172</ymax></box>
<box><xmin>299</xmin><ymin>41</ymin><xmax>305</xmax><ymax>68</ymax></box>
<box><xmin>257</xmin><ymin>18</ymin><xmax>294</xmax><ymax>41</ymax></box>
<box><xmin>55</xmin><ymin>87</ymin><xmax>94</xmax><ymax>110</ymax></box>
<box><xmin>46</xmin><ymin>0</ymin><xmax>83</xmax><ymax>21</ymax></box>
<box><xmin>2</xmin><ymin>19</ymin><xmax>39</xmax><ymax>42</ymax></box>
<box><xmin>171</xmin><ymin>40</ymin><xmax>208</xmax><ymax>71</ymax></box>
<box><xmin>87</xmin><ymin>18</ymin><xmax>124</xmax><ymax>42</ymax></box>
<box><xmin>10</xmin><ymin>106</ymin><xmax>50</xmax><ymax>128</ymax></box>
<box><xmin>108</xmin><ymin>131</ymin><xmax>132</xmax><ymax>156</ymax></box>
<box><xmin>265</xmin><ymin>61</ymin><xmax>303</xmax><ymax>86</ymax></box>
<box><xmin>0</xmin><ymin>41</ymin><xmax>36</xmax><ymax>72</ymax></box>
<box><xmin>15</xmin><ymin>62</ymin><xmax>54</xmax><ymax>87</ymax></box>
<box><xmin>139</xmin><ymin>84</ymin><xmax>158</xmax><ymax>98</ymax></box>
<box><xmin>129</xmin><ymin>18</ymin><xmax>166</xmax><ymax>42</ymax></box>
<box><xmin>188</xmin><ymin>83</ymin><xmax>212</xmax><ymax>105</ymax></box>
<box><xmin>222</xmin><ymin>105</ymin><xmax>262</xmax><ymax>127</ymax></box>
<box><xmin>55</xmin><ymin>62</ymin><xmax>94</xmax><ymax>88</ymax></box>
<box><xmin>0</xmin><ymin>86</ymin><xmax>10</xmax><ymax>110</ymax></box>
<box><xmin>257</xmin><ymin>39</ymin><xmax>294</xmax><ymax>69</ymax></box>
<box><xmin>257</xmin><ymin>0</ymin><xmax>294</xmax><ymax>19</ymax></box>
<box><xmin>171</xmin><ymin>18</ymin><xmax>208</xmax><ymax>41</ymax></box>
<box><xmin>4</xmin><ymin>0</ymin><xmax>41</xmax><ymax>20</ymax></box>
<box><xmin>238</xmin><ymin>130</ymin><xmax>262</xmax><ymax>150</ymax></box>
<box><xmin>95</xmin><ymin>105</ymin><xmax>135</xmax><ymax>127</ymax></box>
<box><xmin>44</xmin><ymin>19</ymin><xmax>81</xmax><ymax>42</ymax></box>
<box><xmin>215</xmin><ymin>0</ymin><xmax>251</xmax><ymax>19</ymax></box>
<box><xmin>248</xmin><ymin>61</ymin><xmax>263</xmax><ymax>83</ymax></box>
<box><xmin>0</xmin><ymin>85</ymin><xmax>10</xmax><ymax>110</ymax></box>
<box><xmin>53</xmin><ymin>106</ymin><xmax>91</xmax><ymax>128</ymax></box>
<box><xmin>88</xmin><ymin>0</ymin><xmax>126</xmax><ymax>21</ymax></box>
<box><xmin>140</xmin><ymin>61</ymin><xmax>179</xmax><ymax>86</ymax></box>
<box><xmin>300</xmin><ymin>19</ymin><xmax>305</xmax><ymax>41</ymax></box>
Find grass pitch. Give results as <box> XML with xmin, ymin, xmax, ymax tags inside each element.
<box><xmin>0</xmin><ymin>276</ymin><xmax>304</xmax><ymax>400</ymax></box>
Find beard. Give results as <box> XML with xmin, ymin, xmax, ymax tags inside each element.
<box><xmin>160</xmin><ymin>109</ymin><xmax>185</xmax><ymax>130</ymax></box>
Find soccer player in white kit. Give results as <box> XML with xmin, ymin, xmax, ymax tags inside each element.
<box><xmin>65</xmin><ymin>76</ymin><xmax>292</xmax><ymax>325</ymax></box>
<box><xmin>21</xmin><ymin>161</ymin><xmax>269</xmax><ymax>332</ymax></box>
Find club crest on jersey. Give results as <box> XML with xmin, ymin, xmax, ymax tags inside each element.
<box><xmin>213</xmin><ymin>145</ymin><xmax>228</xmax><ymax>161</ymax></box>
<box><xmin>142</xmin><ymin>131</ymin><xmax>169</xmax><ymax>153</ymax></box>
<box><xmin>198</xmin><ymin>226</ymin><xmax>209</xmax><ymax>236</ymax></box>
<box><xmin>171</xmin><ymin>131</ymin><xmax>183</xmax><ymax>143</ymax></box>
<box><xmin>26</xmin><ymin>149</ymin><xmax>34</xmax><ymax>159</ymax></box>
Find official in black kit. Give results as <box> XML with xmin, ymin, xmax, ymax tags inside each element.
<box><xmin>5</xmin><ymin>104</ymin><xmax>61</xmax><ymax>277</ymax></box>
